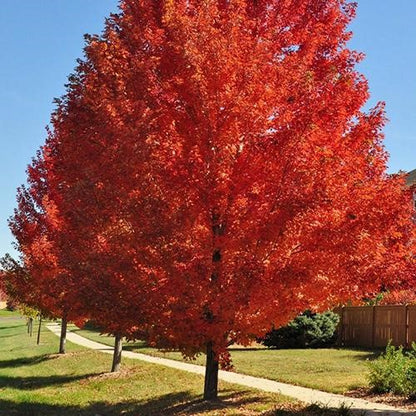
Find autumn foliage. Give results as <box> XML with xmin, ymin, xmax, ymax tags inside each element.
<box><xmin>9</xmin><ymin>0</ymin><xmax>416</xmax><ymax>399</ymax></box>
<box><xmin>379</xmin><ymin>290</ymin><xmax>416</xmax><ymax>306</ymax></box>
<box><xmin>7</xmin><ymin>154</ymin><xmax>83</xmax><ymax>325</ymax></box>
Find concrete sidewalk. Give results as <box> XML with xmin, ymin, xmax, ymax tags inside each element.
<box><xmin>46</xmin><ymin>323</ymin><xmax>415</xmax><ymax>416</ymax></box>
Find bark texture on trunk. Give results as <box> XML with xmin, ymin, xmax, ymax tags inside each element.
<box><xmin>59</xmin><ymin>316</ymin><xmax>68</xmax><ymax>354</ymax></box>
<box><xmin>202</xmin><ymin>210</ymin><xmax>222</xmax><ymax>400</ymax></box>
<box><xmin>111</xmin><ymin>334</ymin><xmax>123</xmax><ymax>372</ymax></box>
<box><xmin>203</xmin><ymin>341</ymin><xmax>219</xmax><ymax>400</ymax></box>
<box><xmin>36</xmin><ymin>316</ymin><xmax>42</xmax><ymax>345</ymax></box>
<box><xmin>28</xmin><ymin>317</ymin><xmax>33</xmax><ymax>337</ymax></box>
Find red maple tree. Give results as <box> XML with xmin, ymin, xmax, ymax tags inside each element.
<box><xmin>10</xmin><ymin>146</ymin><xmax>146</xmax><ymax>368</ymax></box>
<box><xmin>19</xmin><ymin>0</ymin><xmax>415</xmax><ymax>398</ymax></box>
<box><xmin>0</xmin><ymin>255</ymin><xmax>29</xmax><ymax>311</ymax></box>
<box><xmin>7</xmin><ymin>152</ymin><xmax>89</xmax><ymax>353</ymax></box>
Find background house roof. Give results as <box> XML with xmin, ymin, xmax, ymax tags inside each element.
<box><xmin>406</xmin><ymin>169</ymin><xmax>416</xmax><ymax>187</ymax></box>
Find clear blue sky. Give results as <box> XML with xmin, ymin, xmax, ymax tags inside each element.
<box><xmin>0</xmin><ymin>1</ymin><xmax>415</xmax><ymax>258</ymax></box>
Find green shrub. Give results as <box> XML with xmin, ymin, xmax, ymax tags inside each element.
<box><xmin>368</xmin><ymin>342</ymin><xmax>416</xmax><ymax>396</ymax></box>
<box><xmin>261</xmin><ymin>310</ymin><xmax>339</xmax><ymax>349</ymax></box>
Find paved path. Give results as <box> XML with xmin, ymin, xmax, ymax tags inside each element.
<box><xmin>46</xmin><ymin>323</ymin><xmax>415</xmax><ymax>416</ymax></box>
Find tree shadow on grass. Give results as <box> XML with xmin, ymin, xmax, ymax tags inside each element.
<box><xmin>0</xmin><ymin>324</ymin><xmax>26</xmax><ymax>330</ymax></box>
<box><xmin>0</xmin><ymin>372</ymin><xmax>101</xmax><ymax>390</ymax></box>
<box><xmin>228</xmin><ymin>346</ymin><xmax>269</xmax><ymax>351</ymax></box>
<box><xmin>0</xmin><ymin>333</ymin><xmax>31</xmax><ymax>340</ymax></box>
<box><xmin>0</xmin><ymin>318</ymin><xmax>26</xmax><ymax>330</ymax></box>
<box><xmin>123</xmin><ymin>342</ymin><xmax>151</xmax><ymax>352</ymax></box>
<box><xmin>0</xmin><ymin>391</ymin><xmax>268</xmax><ymax>416</ymax></box>
<box><xmin>162</xmin><ymin>389</ymin><xmax>284</xmax><ymax>415</ymax></box>
<box><xmin>0</xmin><ymin>392</ymin><xmax>191</xmax><ymax>416</ymax></box>
<box><xmin>350</xmin><ymin>352</ymin><xmax>382</xmax><ymax>361</ymax></box>
<box><xmin>0</xmin><ymin>389</ymin><xmax>362</xmax><ymax>416</ymax></box>
<box><xmin>0</xmin><ymin>354</ymin><xmax>58</xmax><ymax>369</ymax></box>
<box><xmin>333</xmin><ymin>347</ymin><xmax>383</xmax><ymax>361</ymax></box>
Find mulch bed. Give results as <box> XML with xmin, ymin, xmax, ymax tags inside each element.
<box><xmin>345</xmin><ymin>387</ymin><xmax>416</xmax><ymax>410</ymax></box>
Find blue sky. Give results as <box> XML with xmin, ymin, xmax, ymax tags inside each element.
<box><xmin>0</xmin><ymin>1</ymin><xmax>415</xmax><ymax>258</ymax></box>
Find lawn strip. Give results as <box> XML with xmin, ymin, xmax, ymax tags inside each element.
<box><xmin>73</xmin><ymin>324</ymin><xmax>377</xmax><ymax>393</ymax></box>
<box><xmin>1</xmin><ymin>315</ymin><xmax>319</xmax><ymax>416</ymax></box>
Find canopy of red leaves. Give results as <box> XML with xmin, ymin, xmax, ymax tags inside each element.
<box><xmin>380</xmin><ymin>290</ymin><xmax>416</xmax><ymax>306</ymax></box>
<box><xmin>9</xmin><ymin>0</ymin><xmax>416</xmax><ymax>364</ymax></box>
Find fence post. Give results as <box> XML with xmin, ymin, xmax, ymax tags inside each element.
<box><xmin>336</xmin><ymin>307</ymin><xmax>344</xmax><ymax>346</ymax></box>
<box><xmin>406</xmin><ymin>304</ymin><xmax>410</xmax><ymax>349</ymax></box>
<box><xmin>371</xmin><ymin>306</ymin><xmax>376</xmax><ymax>348</ymax></box>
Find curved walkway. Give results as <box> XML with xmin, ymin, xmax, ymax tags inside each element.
<box><xmin>46</xmin><ymin>323</ymin><xmax>414</xmax><ymax>416</ymax></box>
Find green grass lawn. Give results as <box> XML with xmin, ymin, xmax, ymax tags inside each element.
<box><xmin>0</xmin><ymin>308</ymin><xmax>21</xmax><ymax>317</ymax></box>
<box><xmin>72</xmin><ymin>324</ymin><xmax>378</xmax><ymax>394</ymax></box>
<box><xmin>0</xmin><ymin>310</ymin><xmax>353</xmax><ymax>416</ymax></box>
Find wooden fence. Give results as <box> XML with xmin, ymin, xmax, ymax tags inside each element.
<box><xmin>336</xmin><ymin>305</ymin><xmax>416</xmax><ymax>348</ymax></box>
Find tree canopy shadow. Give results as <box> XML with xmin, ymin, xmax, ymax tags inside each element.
<box><xmin>0</xmin><ymin>392</ymin><xmax>192</xmax><ymax>416</ymax></box>
<box><xmin>0</xmin><ymin>354</ymin><xmax>57</xmax><ymax>369</ymax></box>
<box><xmin>122</xmin><ymin>342</ymin><xmax>150</xmax><ymax>352</ymax></box>
<box><xmin>349</xmin><ymin>352</ymin><xmax>382</xmax><ymax>361</ymax></box>
<box><xmin>0</xmin><ymin>389</ymin><xmax>370</xmax><ymax>416</ymax></box>
<box><xmin>228</xmin><ymin>346</ymin><xmax>269</xmax><ymax>351</ymax></box>
<box><xmin>0</xmin><ymin>324</ymin><xmax>26</xmax><ymax>330</ymax></box>
<box><xmin>0</xmin><ymin>372</ymin><xmax>101</xmax><ymax>390</ymax></box>
<box><xmin>0</xmin><ymin>317</ymin><xmax>24</xmax><ymax>323</ymax></box>
<box><xmin>0</xmin><ymin>333</ymin><xmax>31</xmax><ymax>340</ymax></box>
<box><xmin>334</xmin><ymin>347</ymin><xmax>383</xmax><ymax>361</ymax></box>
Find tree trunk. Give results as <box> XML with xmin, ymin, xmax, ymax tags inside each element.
<box><xmin>27</xmin><ymin>317</ymin><xmax>33</xmax><ymax>336</ymax></box>
<box><xmin>59</xmin><ymin>316</ymin><xmax>68</xmax><ymax>354</ymax></box>
<box><xmin>111</xmin><ymin>334</ymin><xmax>123</xmax><ymax>372</ymax></box>
<box><xmin>36</xmin><ymin>316</ymin><xmax>42</xmax><ymax>345</ymax></box>
<box><xmin>202</xmin><ymin>210</ymin><xmax>222</xmax><ymax>400</ymax></box>
<box><xmin>203</xmin><ymin>341</ymin><xmax>219</xmax><ymax>400</ymax></box>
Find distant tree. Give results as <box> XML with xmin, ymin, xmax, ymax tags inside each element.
<box><xmin>0</xmin><ymin>275</ymin><xmax>6</xmax><ymax>305</ymax></box>
<box><xmin>10</xmin><ymin>147</ymin><xmax>154</xmax><ymax>368</ymax></box>
<box><xmin>8</xmin><ymin>154</ymin><xmax>86</xmax><ymax>354</ymax></box>
<box><xmin>0</xmin><ymin>255</ymin><xmax>34</xmax><ymax>311</ymax></box>
<box><xmin>0</xmin><ymin>255</ymin><xmax>44</xmax><ymax>341</ymax></box>
<box><xmin>18</xmin><ymin>304</ymin><xmax>39</xmax><ymax>337</ymax></box>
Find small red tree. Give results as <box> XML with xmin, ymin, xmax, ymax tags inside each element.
<box><xmin>8</xmin><ymin>153</ymin><xmax>88</xmax><ymax>353</ymax></box>
<box><xmin>33</xmin><ymin>0</ymin><xmax>415</xmax><ymax>399</ymax></box>
<box><xmin>0</xmin><ymin>270</ymin><xmax>9</xmax><ymax>308</ymax></box>
<box><xmin>0</xmin><ymin>274</ymin><xmax>6</xmax><ymax>303</ymax></box>
<box><xmin>0</xmin><ymin>256</ymin><xmax>41</xmax><ymax>336</ymax></box>
<box><xmin>10</xmin><ymin>144</ymin><xmax>149</xmax><ymax>367</ymax></box>
<box><xmin>0</xmin><ymin>255</ymin><xmax>30</xmax><ymax>311</ymax></box>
